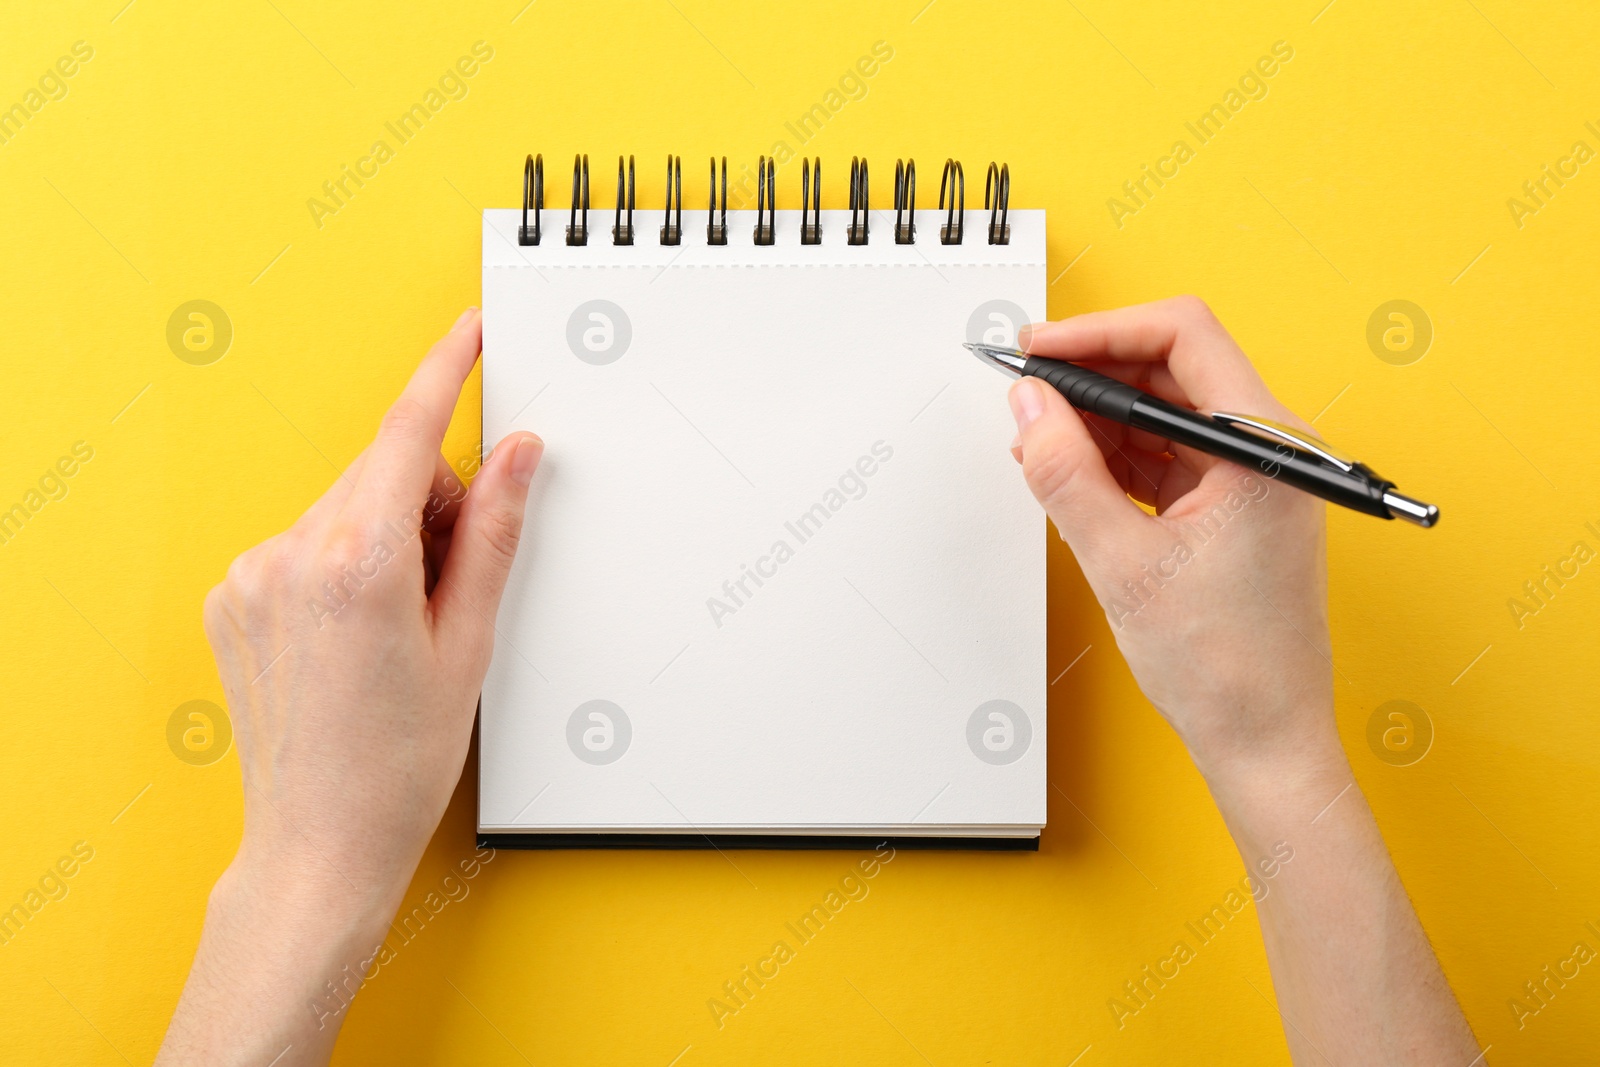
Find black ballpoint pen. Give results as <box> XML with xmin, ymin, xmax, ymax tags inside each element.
<box><xmin>966</xmin><ymin>342</ymin><xmax>1439</xmax><ymax>527</ymax></box>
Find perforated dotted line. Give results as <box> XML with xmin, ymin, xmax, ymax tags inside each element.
<box><xmin>484</xmin><ymin>261</ymin><xmax>1047</xmax><ymax>270</ymax></box>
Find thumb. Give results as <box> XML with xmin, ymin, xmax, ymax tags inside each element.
<box><xmin>1010</xmin><ymin>376</ymin><xmax>1149</xmax><ymax>566</ymax></box>
<box><xmin>431</xmin><ymin>432</ymin><xmax>543</xmax><ymax>649</ymax></box>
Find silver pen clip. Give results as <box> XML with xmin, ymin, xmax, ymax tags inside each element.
<box><xmin>1208</xmin><ymin>412</ymin><xmax>1356</xmax><ymax>471</ymax></box>
<box><xmin>1212</xmin><ymin>411</ymin><xmax>1438</xmax><ymax>526</ymax></box>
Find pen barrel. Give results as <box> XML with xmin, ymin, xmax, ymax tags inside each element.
<box><xmin>1021</xmin><ymin>356</ymin><xmax>1395</xmax><ymax>517</ymax></box>
<box><xmin>1024</xmin><ymin>357</ymin><xmax>1142</xmax><ymax>423</ymax></box>
<box><xmin>1128</xmin><ymin>397</ymin><xmax>1394</xmax><ymax>518</ymax></box>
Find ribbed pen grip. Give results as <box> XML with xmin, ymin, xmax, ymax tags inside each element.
<box><xmin>1023</xmin><ymin>357</ymin><xmax>1142</xmax><ymax>422</ymax></box>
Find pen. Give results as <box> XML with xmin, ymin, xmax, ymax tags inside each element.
<box><xmin>966</xmin><ymin>342</ymin><xmax>1439</xmax><ymax>527</ymax></box>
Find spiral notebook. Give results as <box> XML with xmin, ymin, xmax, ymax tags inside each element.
<box><xmin>478</xmin><ymin>156</ymin><xmax>1047</xmax><ymax>848</ymax></box>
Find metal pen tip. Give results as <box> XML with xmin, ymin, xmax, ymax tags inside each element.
<box><xmin>1382</xmin><ymin>490</ymin><xmax>1439</xmax><ymax>528</ymax></box>
<box><xmin>965</xmin><ymin>341</ymin><xmax>1027</xmax><ymax>377</ymax></box>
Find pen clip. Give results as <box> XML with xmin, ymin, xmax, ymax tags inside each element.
<box><xmin>1209</xmin><ymin>412</ymin><xmax>1357</xmax><ymax>472</ymax></box>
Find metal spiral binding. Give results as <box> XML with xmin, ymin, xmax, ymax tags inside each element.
<box><xmin>800</xmin><ymin>158</ymin><xmax>821</xmax><ymax>245</ymax></box>
<box><xmin>939</xmin><ymin>159</ymin><xmax>963</xmax><ymax>245</ymax></box>
<box><xmin>661</xmin><ymin>155</ymin><xmax>682</xmax><ymax>246</ymax></box>
<box><xmin>707</xmin><ymin>156</ymin><xmax>728</xmax><ymax>245</ymax></box>
<box><xmin>613</xmin><ymin>155</ymin><xmax>635</xmax><ymax>245</ymax></box>
<box><xmin>519</xmin><ymin>154</ymin><xmax>543</xmax><ymax>246</ymax></box>
<box><xmin>754</xmin><ymin>156</ymin><xmax>776</xmax><ymax>245</ymax></box>
<box><xmin>515</xmin><ymin>153</ymin><xmax>1010</xmax><ymax>248</ymax></box>
<box><xmin>894</xmin><ymin>158</ymin><xmax>916</xmax><ymax>244</ymax></box>
<box><xmin>985</xmin><ymin>161</ymin><xmax>1009</xmax><ymax>245</ymax></box>
<box><xmin>567</xmin><ymin>153</ymin><xmax>589</xmax><ymax>246</ymax></box>
<box><xmin>848</xmin><ymin>157</ymin><xmax>869</xmax><ymax>245</ymax></box>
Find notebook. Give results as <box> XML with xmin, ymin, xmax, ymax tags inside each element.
<box><xmin>479</xmin><ymin>156</ymin><xmax>1046</xmax><ymax>847</ymax></box>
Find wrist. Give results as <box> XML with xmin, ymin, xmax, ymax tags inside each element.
<box><xmin>232</xmin><ymin>804</ymin><xmax>427</xmax><ymax>914</ymax></box>
<box><xmin>160</xmin><ymin>846</ymin><xmax>405</xmax><ymax>1063</ymax></box>
<box><xmin>211</xmin><ymin>830</ymin><xmax>409</xmax><ymax>1021</ymax></box>
<box><xmin>1156</xmin><ymin>680</ymin><xmax>1342</xmax><ymax>800</ymax></box>
<box><xmin>223</xmin><ymin>829</ymin><xmax>407</xmax><ymax>950</ymax></box>
<box><xmin>1196</xmin><ymin>732</ymin><xmax>1354</xmax><ymax>852</ymax></box>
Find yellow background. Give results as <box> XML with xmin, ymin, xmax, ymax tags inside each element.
<box><xmin>3</xmin><ymin>1</ymin><xmax>1597</xmax><ymax>1063</ymax></box>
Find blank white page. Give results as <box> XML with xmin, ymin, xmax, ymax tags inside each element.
<box><xmin>480</xmin><ymin>207</ymin><xmax>1046</xmax><ymax>838</ymax></box>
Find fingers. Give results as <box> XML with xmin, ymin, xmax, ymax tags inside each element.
<box><xmin>1092</xmin><ymin>432</ymin><xmax>1169</xmax><ymax>509</ymax></box>
<box><xmin>1009</xmin><ymin>377</ymin><xmax>1149</xmax><ymax>562</ymax></box>
<box><xmin>352</xmin><ymin>308</ymin><xmax>483</xmax><ymax>521</ymax></box>
<box><xmin>1151</xmin><ymin>450</ymin><xmax>1206</xmax><ymax>511</ymax></box>
<box><xmin>1042</xmin><ymin>427</ymin><xmax>1203</xmax><ymax>514</ymax></box>
<box><xmin>1019</xmin><ymin>296</ymin><xmax>1283</xmax><ymax>419</ymax></box>
<box><xmin>1069</xmin><ymin>363</ymin><xmax>1171</xmax><ymax>453</ymax></box>
<box><xmin>1080</xmin><ymin>409</ymin><xmax>1170</xmax><ymax>462</ymax></box>
<box><xmin>422</xmin><ymin>453</ymin><xmax>471</xmax><ymax>535</ymax></box>
<box><xmin>1077</xmin><ymin>368</ymin><xmax>1228</xmax><ymax>479</ymax></box>
<box><xmin>431</xmin><ymin>432</ymin><xmax>544</xmax><ymax>651</ymax></box>
<box><xmin>1021</xmin><ymin>300</ymin><xmax>1189</xmax><ymax>362</ymax></box>
<box><xmin>294</xmin><ymin>448</ymin><xmax>368</xmax><ymax>532</ymax></box>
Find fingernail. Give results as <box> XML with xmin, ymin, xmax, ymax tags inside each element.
<box><xmin>1009</xmin><ymin>378</ymin><xmax>1044</xmax><ymax>431</ymax></box>
<box><xmin>1016</xmin><ymin>323</ymin><xmax>1038</xmax><ymax>352</ymax></box>
<box><xmin>452</xmin><ymin>307</ymin><xmax>479</xmax><ymax>331</ymax></box>
<box><xmin>509</xmin><ymin>435</ymin><xmax>542</xmax><ymax>488</ymax></box>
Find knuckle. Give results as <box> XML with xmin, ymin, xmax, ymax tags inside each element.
<box><xmin>258</xmin><ymin>537</ymin><xmax>300</xmax><ymax>586</ymax></box>
<box><xmin>477</xmin><ymin>504</ymin><xmax>524</xmax><ymax>565</ymax></box>
<box><xmin>1022</xmin><ymin>439</ymin><xmax>1089</xmax><ymax>508</ymax></box>
<box><xmin>216</xmin><ymin>539</ymin><xmax>286</xmax><ymax>618</ymax></box>
<box><xmin>1169</xmin><ymin>293</ymin><xmax>1211</xmax><ymax>319</ymax></box>
<box><xmin>223</xmin><ymin>547</ymin><xmax>264</xmax><ymax>598</ymax></box>
<box><xmin>201</xmin><ymin>583</ymin><xmax>229</xmax><ymax>640</ymax></box>
<box><xmin>379</xmin><ymin>396</ymin><xmax>434</xmax><ymax>442</ymax></box>
<box><xmin>322</xmin><ymin>521</ymin><xmax>372</xmax><ymax>570</ymax></box>
<box><xmin>433</xmin><ymin>471</ymin><xmax>468</xmax><ymax>509</ymax></box>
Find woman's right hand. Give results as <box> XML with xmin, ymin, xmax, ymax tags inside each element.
<box><xmin>1006</xmin><ymin>296</ymin><xmax>1339</xmax><ymax>786</ymax></box>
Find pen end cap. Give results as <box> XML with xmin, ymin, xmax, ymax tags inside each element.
<box><xmin>1383</xmin><ymin>491</ymin><xmax>1439</xmax><ymax>528</ymax></box>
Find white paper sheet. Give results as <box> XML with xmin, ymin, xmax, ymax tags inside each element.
<box><xmin>480</xmin><ymin>208</ymin><xmax>1047</xmax><ymax>837</ymax></box>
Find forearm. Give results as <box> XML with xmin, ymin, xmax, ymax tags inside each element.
<box><xmin>1204</xmin><ymin>740</ymin><xmax>1480</xmax><ymax>1066</ymax></box>
<box><xmin>157</xmin><ymin>848</ymin><xmax>404</xmax><ymax>1066</ymax></box>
